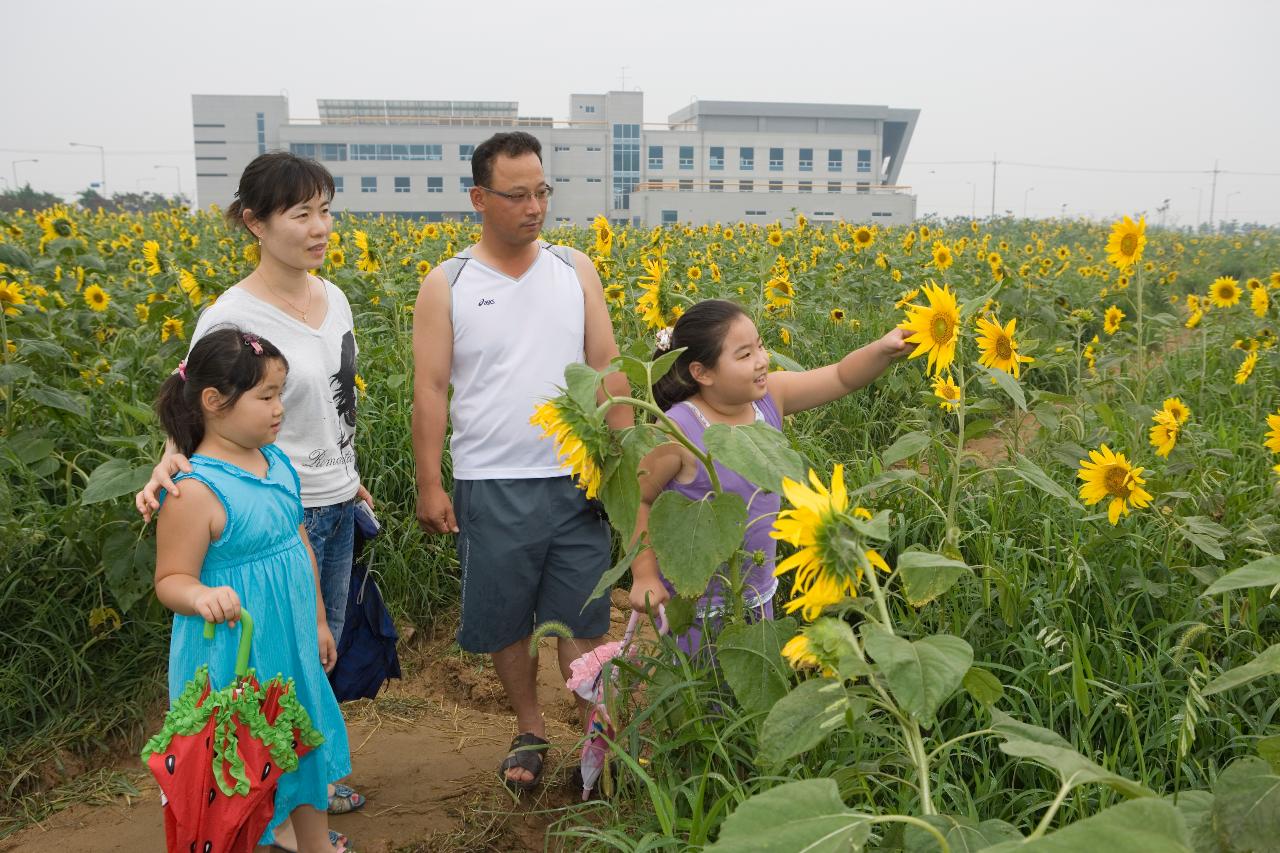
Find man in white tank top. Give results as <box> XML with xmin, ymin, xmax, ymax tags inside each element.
<box><xmin>412</xmin><ymin>132</ymin><xmax>631</xmax><ymax>792</ymax></box>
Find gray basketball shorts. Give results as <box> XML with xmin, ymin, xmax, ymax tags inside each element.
<box><xmin>453</xmin><ymin>476</ymin><xmax>613</xmax><ymax>654</ymax></box>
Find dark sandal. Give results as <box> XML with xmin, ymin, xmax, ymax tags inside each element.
<box><xmin>500</xmin><ymin>732</ymin><xmax>549</xmax><ymax>792</ymax></box>
<box><xmin>327</xmin><ymin>783</ymin><xmax>366</xmax><ymax>815</ymax></box>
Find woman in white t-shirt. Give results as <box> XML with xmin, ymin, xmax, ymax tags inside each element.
<box><xmin>136</xmin><ymin>152</ymin><xmax>368</xmax><ymax>850</ymax></box>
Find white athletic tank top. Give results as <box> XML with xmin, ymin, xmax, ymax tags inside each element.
<box><xmin>447</xmin><ymin>242</ymin><xmax>586</xmax><ymax>479</ymax></box>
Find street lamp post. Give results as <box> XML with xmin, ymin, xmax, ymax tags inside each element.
<box><xmin>154</xmin><ymin>165</ymin><xmax>182</xmax><ymax>200</ymax></box>
<box><xmin>69</xmin><ymin>142</ymin><xmax>107</xmax><ymax>196</ymax></box>
<box><xmin>12</xmin><ymin>158</ymin><xmax>38</xmax><ymax>187</ymax></box>
<box><xmin>1023</xmin><ymin>187</ymin><xmax>1035</xmax><ymax>218</ymax></box>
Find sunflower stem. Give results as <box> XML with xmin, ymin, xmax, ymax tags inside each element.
<box><xmin>945</xmin><ymin>361</ymin><xmax>967</xmax><ymax>537</ymax></box>
<box><xmin>1135</xmin><ymin>263</ymin><xmax>1146</xmax><ymax>402</ymax></box>
<box><xmin>605</xmin><ymin>394</ymin><xmax>724</xmax><ymax>495</ymax></box>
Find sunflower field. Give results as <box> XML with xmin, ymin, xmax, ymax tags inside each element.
<box><xmin>2</xmin><ymin>202</ymin><xmax>1280</xmax><ymax>850</ymax></box>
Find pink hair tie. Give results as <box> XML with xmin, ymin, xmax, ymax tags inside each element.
<box><xmin>176</xmin><ymin>360</ymin><xmax>187</xmax><ymax>381</ymax></box>
<box><xmin>243</xmin><ymin>333</ymin><xmax>264</xmax><ymax>356</ymax></box>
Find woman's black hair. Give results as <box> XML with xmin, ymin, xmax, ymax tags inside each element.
<box><xmin>224</xmin><ymin>151</ymin><xmax>334</xmax><ymax>233</ymax></box>
<box><xmin>155</xmin><ymin>327</ymin><xmax>288</xmax><ymax>457</ymax></box>
<box><xmin>651</xmin><ymin>299</ymin><xmax>750</xmax><ymax>412</ymax></box>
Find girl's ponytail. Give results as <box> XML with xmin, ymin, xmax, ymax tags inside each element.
<box><xmin>155</xmin><ymin>366</ymin><xmax>205</xmax><ymax>458</ymax></box>
<box><xmin>650</xmin><ymin>299</ymin><xmax>748</xmax><ymax>413</ymax></box>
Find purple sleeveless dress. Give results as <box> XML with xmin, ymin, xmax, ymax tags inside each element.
<box><xmin>660</xmin><ymin>393</ymin><xmax>784</xmax><ymax>657</ymax></box>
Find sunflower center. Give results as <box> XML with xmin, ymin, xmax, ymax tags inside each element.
<box><xmin>1103</xmin><ymin>465</ymin><xmax>1131</xmax><ymax>498</ymax></box>
<box><xmin>995</xmin><ymin>336</ymin><xmax>1013</xmax><ymax>360</ymax></box>
<box><xmin>53</xmin><ymin>219</ymin><xmax>73</xmax><ymax>237</ymax></box>
<box><xmin>1119</xmin><ymin>233</ymin><xmax>1137</xmax><ymax>255</ymax></box>
<box><xmin>1218</xmin><ymin>284</ymin><xmax>1233</xmax><ymax>299</ymax></box>
<box><xmin>931</xmin><ymin>314</ymin><xmax>954</xmax><ymax>345</ymax></box>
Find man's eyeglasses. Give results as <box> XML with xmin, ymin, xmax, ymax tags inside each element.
<box><xmin>478</xmin><ymin>184</ymin><xmax>554</xmax><ymax>203</ymax></box>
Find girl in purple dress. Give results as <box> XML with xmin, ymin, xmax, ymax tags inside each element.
<box><xmin>627</xmin><ymin>300</ymin><xmax>911</xmax><ymax>656</ymax></box>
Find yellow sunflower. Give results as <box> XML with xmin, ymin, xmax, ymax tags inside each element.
<box><xmin>591</xmin><ymin>215</ymin><xmax>613</xmax><ymax>256</ymax></box>
<box><xmin>178</xmin><ymin>269</ymin><xmax>202</xmax><ymax>306</ymax></box>
<box><xmin>161</xmin><ymin>316</ymin><xmax>185</xmax><ymax>342</ymax></box>
<box><xmin>766</xmin><ymin>229</ymin><xmax>783</xmax><ymax>247</ymax></box>
<box><xmin>974</xmin><ymin>315</ymin><xmax>1034</xmax><ymax>379</ymax></box>
<box><xmin>636</xmin><ymin>255</ymin><xmax>667</xmax><ymax>329</ymax></box>
<box><xmin>1104</xmin><ymin>305</ymin><xmax>1125</xmax><ymax>335</ymax></box>
<box><xmin>530</xmin><ymin>400</ymin><xmax>604</xmax><ymax>498</ymax></box>
<box><xmin>1252</xmin><ymin>285</ymin><xmax>1269</xmax><ymax>318</ymax></box>
<box><xmin>852</xmin><ymin>226</ymin><xmax>874</xmax><ymax>249</ymax></box>
<box><xmin>134</xmin><ymin>302</ymin><xmax>149</xmax><ymax>323</ymax></box>
<box><xmin>1148</xmin><ymin>410</ymin><xmax>1179</xmax><ymax>458</ymax></box>
<box><xmin>781</xmin><ymin>633</ymin><xmax>823</xmax><ymax>672</ymax></box>
<box><xmin>932</xmin><ymin>372</ymin><xmax>962</xmax><ymax>411</ymax></box>
<box><xmin>1235</xmin><ymin>350</ymin><xmax>1258</xmax><ymax>385</ymax></box>
<box><xmin>770</xmin><ymin>465</ymin><xmax>889</xmax><ymax>621</ymax></box>
<box><xmin>1077</xmin><ymin>444</ymin><xmax>1154</xmax><ymax>525</ymax></box>
<box><xmin>829</xmin><ymin>308</ymin><xmax>846</xmax><ymax>322</ymax></box>
<box><xmin>1162</xmin><ymin>397</ymin><xmax>1190</xmax><ymax>425</ymax></box>
<box><xmin>898</xmin><ymin>280</ymin><xmax>962</xmax><ymax>376</ymax></box>
<box><xmin>142</xmin><ymin>240</ymin><xmax>163</xmax><ymax>276</ymax></box>
<box><xmin>931</xmin><ymin>241</ymin><xmax>954</xmax><ymax>271</ymax></box>
<box><xmin>0</xmin><ymin>282</ymin><xmax>25</xmax><ymax>316</ymax></box>
<box><xmin>1105</xmin><ymin>215</ymin><xmax>1146</xmax><ymax>269</ymax></box>
<box><xmin>1264</xmin><ymin>410</ymin><xmax>1280</xmax><ymax>453</ymax></box>
<box><xmin>328</xmin><ymin>248</ymin><xmax>346</xmax><ymax>268</ymax></box>
<box><xmin>416</xmin><ymin>260</ymin><xmax>432</xmax><ymax>278</ymax></box>
<box><xmin>765</xmin><ymin>276</ymin><xmax>795</xmax><ymax>313</ymax></box>
<box><xmin>1210</xmin><ymin>276</ymin><xmax>1241</xmax><ymax>308</ymax></box>
<box><xmin>83</xmin><ymin>284</ymin><xmax>110</xmax><ymax>312</ymax></box>
<box><xmin>894</xmin><ymin>288</ymin><xmax>920</xmax><ymax>310</ymax></box>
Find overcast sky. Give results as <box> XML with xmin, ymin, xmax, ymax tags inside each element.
<box><xmin>3</xmin><ymin>0</ymin><xmax>1277</xmax><ymax>226</ymax></box>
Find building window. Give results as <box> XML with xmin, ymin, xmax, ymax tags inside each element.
<box><xmin>872</xmin><ymin>211</ymin><xmax>892</xmax><ymax>217</ymax></box>
<box><xmin>554</xmin><ymin>145</ymin><xmax>571</xmax><ymax>152</ymax></box>
<box><xmin>193</xmin><ymin>123</ymin><xmax>225</xmax><ymax>128</ymax></box>
<box><xmin>583</xmin><ymin>104</ymin><xmax>596</xmax><ymax>113</ymax></box>
<box><xmin>361</xmin><ymin>176</ymin><xmax>377</xmax><ymax>193</ymax></box>
<box><xmin>612</xmin><ymin>123</ymin><xmax>640</xmax><ymax>209</ymax></box>
<box><xmin>195</xmin><ymin>172</ymin><xmax>228</xmax><ymax>177</ymax></box>
<box><xmin>709</xmin><ymin>147</ymin><xmax>724</xmax><ymax>170</ymax></box>
<box><xmin>799</xmin><ymin>148</ymin><xmax>813</xmax><ymax>171</ymax></box>
<box><xmin>194</xmin><ymin>140</ymin><xmax>226</xmax><ymax>145</ymax></box>
<box><xmin>195</xmin><ymin>156</ymin><xmax>227</xmax><ymax>161</ymax></box>
<box><xmin>679</xmin><ymin>146</ymin><xmax>694</xmax><ymax>169</ymax></box>
<box><xmin>290</xmin><ymin>143</ymin><xmax>317</xmax><ymax>159</ymax></box>
<box><xmin>828</xmin><ymin>181</ymin><xmax>841</xmax><ymax>193</ymax></box>
<box><xmin>798</xmin><ymin>180</ymin><xmax>812</xmax><ymax>193</ymax></box>
<box><xmin>586</xmin><ymin>145</ymin><xmax>602</xmax><ymax>152</ymax></box>
<box><xmin>256</xmin><ymin>112</ymin><xmax>266</xmax><ymax>154</ymax></box>
<box><xmin>587</xmin><ymin>177</ymin><xmax>602</xmax><ymax>183</ymax></box>
<box><xmin>739</xmin><ymin>179</ymin><xmax>753</xmax><ymax>193</ymax></box>
<box><xmin>460</xmin><ymin>144</ymin><xmax>475</xmax><ymax>161</ymax></box>
<box><xmin>322</xmin><ymin>143</ymin><xmax>347</xmax><ymax>161</ymax></box>
<box><xmin>679</xmin><ymin>179</ymin><xmax>693</xmax><ymax>192</ymax></box>
<box><xmin>740</xmin><ymin>147</ymin><xmax>754</xmax><ymax>170</ymax></box>
<box><xmin>333</xmin><ymin>176</ymin><xmax>344</xmax><ymax>193</ymax></box>
<box><xmin>857</xmin><ymin>149</ymin><xmax>872</xmax><ymax>173</ymax></box>
<box><xmin>427</xmin><ymin>177</ymin><xmax>443</xmax><ymax>193</ymax></box>
<box><xmin>769</xmin><ymin>180</ymin><xmax>782</xmax><ymax>193</ymax></box>
<box><xmin>425</xmin><ymin>144</ymin><xmax>443</xmax><ymax>161</ymax></box>
<box><xmin>828</xmin><ymin>149</ymin><xmax>842</xmax><ymax>172</ymax></box>
<box><xmin>769</xmin><ymin>148</ymin><xmax>784</xmax><ymax>171</ymax></box>
<box><xmin>745</xmin><ymin>209</ymin><xmax>767</xmax><ymax>216</ymax></box>
<box><xmin>857</xmin><ymin>182</ymin><xmax>871</xmax><ymax>194</ymax></box>
<box><xmin>394</xmin><ymin>176</ymin><xmax>411</xmax><ymax>193</ymax></box>
<box><xmin>648</xmin><ymin>145</ymin><xmax>663</xmax><ymax>170</ymax></box>
<box><xmin>554</xmin><ymin>177</ymin><xmax>571</xmax><ymax>183</ymax></box>
<box><xmin>662</xmin><ymin>210</ymin><xmax>678</xmax><ymax>224</ymax></box>
<box><xmin>710</xmin><ymin>180</ymin><xmax>724</xmax><ymax>192</ymax></box>
<box><xmin>460</xmin><ymin>177</ymin><xmax>474</xmax><ymax>191</ymax></box>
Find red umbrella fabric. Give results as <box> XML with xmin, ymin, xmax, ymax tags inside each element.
<box><xmin>141</xmin><ymin>611</ymin><xmax>323</xmax><ymax>853</ymax></box>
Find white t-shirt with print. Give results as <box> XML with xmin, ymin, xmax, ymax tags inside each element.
<box><xmin>189</xmin><ymin>280</ymin><xmax>359</xmax><ymax>508</ymax></box>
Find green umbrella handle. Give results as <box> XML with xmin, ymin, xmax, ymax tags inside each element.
<box><xmin>202</xmin><ymin>608</ymin><xmax>254</xmax><ymax>678</ymax></box>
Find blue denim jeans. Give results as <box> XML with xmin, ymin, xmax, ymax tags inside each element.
<box><xmin>303</xmin><ymin>499</ymin><xmax>355</xmax><ymax>646</ymax></box>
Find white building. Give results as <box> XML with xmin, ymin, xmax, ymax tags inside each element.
<box><xmin>191</xmin><ymin>92</ymin><xmax>919</xmax><ymax>226</ymax></box>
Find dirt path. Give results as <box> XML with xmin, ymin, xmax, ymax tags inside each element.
<box><xmin>2</xmin><ymin>597</ymin><xmax>635</xmax><ymax>853</ymax></box>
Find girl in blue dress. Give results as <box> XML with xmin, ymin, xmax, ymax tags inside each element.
<box><xmin>154</xmin><ymin>326</ymin><xmax>353</xmax><ymax>853</ymax></box>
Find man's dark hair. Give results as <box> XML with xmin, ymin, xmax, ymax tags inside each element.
<box><xmin>225</xmin><ymin>151</ymin><xmax>334</xmax><ymax>232</ymax></box>
<box><xmin>471</xmin><ymin>132</ymin><xmax>543</xmax><ymax>188</ymax></box>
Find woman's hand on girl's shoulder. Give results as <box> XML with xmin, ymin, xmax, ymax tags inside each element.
<box><xmin>136</xmin><ymin>452</ymin><xmax>194</xmax><ymax>522</ymax></box>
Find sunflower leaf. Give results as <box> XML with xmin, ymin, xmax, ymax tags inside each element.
<box><xmin>581</xmin><ymin>536</ymin><xmax>643</xmax><ymax>610</ymax></box>
<box><xmin>1201</xmin><ymin>555</ymin><xmax>1280</xmax><ymax>597</ymax></box>
<box><xmin>863</xmin><ymin>628</ymin><xmax>973</xmax><ymax>728</ymax></box>
<box><xmin>1203</xmin><ymin>644</ymin><xmax>1280</xmax><ymax>696</ymax></box>
<box><xmin>897</xmin><ymin>550</ymin><xmax>970</xmax><ymax>606</ymax></box>
<box><xmin>647</xmin><ymin>490</ymin><xmax>747</xmax><ymax>597</ymax></box>
<box><xmin>981</xmin><ymin>798</ymin><xmax>1189</xmax><ymax>852</ymax></box>
<box><xmin>0</xmin><ymin>244</ymin><xmax>33</xmax><ymax>270</ymax></box>
<box><xmin>1204</xmin><ymin>757</ymin><xmax>1280</xmax><ymax>853</ymax></box>
<box><xmin>903</xmin><ymin>815</ymin><xmax>1023</xmax><ymax>852</ymax></box>
<box><xmin>977</xmin><ymin>364</ymin><xmax>1027</xmax><ymax>412</ymax></box>
<box><xmin>704</xmin><ymin>778</ymin><xmax>870</xmax><ymax>853</ymax></box>
<box><xmin>719</xmin><ymin>616</ymin><xmax>796</xmax><ymax>717</ymax></box>
<box><xmin>703</xmin><ymin>422</ymin><xmax>807</xmax><ymax>494</ymax></box>
<box><xmin>81</xmin><ymin>458</ymin><xmax>153</xmax><ymax>505</ymax></box>
<box><xmin>881</xmin><ymin>431</ymin><xmax>932</xmax><ymax>468</ymax></box>
<box><xmin>757</xmin><ymin>677</ymin><xmax>850</xmax><ymax>770</ymax></box>
<box><xmin>988</xmin><ymin>709</ymin><xmax>1155</xmax><ymax>798</ymax></box>
<box><xmin>563</xmin><ymin>362</ymin><xmax>603</xmax><ymax>414</ymax></box>
<box><xmin>1011</xmin><ymin>453</ymin><xmax>1080</xmax><ymax>507</ymax></box>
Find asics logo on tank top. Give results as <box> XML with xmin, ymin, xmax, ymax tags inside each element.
<box><xmin>478</xmin><ymin>297</ymin><xmax>495</xmax><ymax>306</ymax></box>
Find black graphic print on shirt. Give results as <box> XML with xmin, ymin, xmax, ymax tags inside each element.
<box><xmin>330</xmin><ymin>331</ymin><xmax>357</xmax><ymax>453</ymax></box>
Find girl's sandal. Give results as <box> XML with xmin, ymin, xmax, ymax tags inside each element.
<box><xmin>271</xmin><ymin>829</ymin><xmax>349</xmax><ymax>852</ymax></box>
<box><xmin>327</xmin><ymin>783</ymin><xmax>367</xmax><ymax>815</ymax></box>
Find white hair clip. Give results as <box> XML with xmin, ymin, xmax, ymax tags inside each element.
<box><xmin>655</xmin><ymin>327</ymin><xmax>673</xmax><ymax>353</ymax></box>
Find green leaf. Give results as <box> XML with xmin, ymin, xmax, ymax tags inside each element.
<box><xmin>718</xmin><ymin>616</ymin><xmax>796</xmax><ymax>717</ymax></box>
<box><xmin>1203</xmin><ymin>644</ymin><xmax>1280</xmax><ymax>696</ymax></box>
<box><xmin>662</xmin><ymin>594</ymin><xmax>697</xmax><ymax>636</ymax></box>
<box><xmin>1011</xmin><ymin>453</ymin><xmax>1078</xmax><ymax>506</ymax></box>
<box><xmin>563</xmin><ymin>361</ymin><xmax>603</xmax><ymax>413</ymax></box>
<box><xmin>704</xmin><ymin>778</ymin><xmax>870</xmax><ymax>853</ymax></box>
<box><xmin>81</xmin><ymin>458</ymin><xmax>152</xmax><ymax>505</ymax></box>
<box><xmin>758</xmin><ymin>678</ymin><xmax>850</xmax><ymax>770</ymax></box>
<box><xmin>881</xmin><ymin>430</ymin><xmax>932</xmax><ymax>467</ymax></box>
<box><xmin>988</xmin><ymin>709</ymin><xmax>1155</xmax><ymax>798</ymax></box>
<box><xmin>650</xmin><ymin>347</ymin><xmax>684</xmax><ymax>385</ymax></box>
<box><xmin>904</xmin><ymin>815</ymin><xmax>1022</xmax><ymax>852</ymax></box>
<box><xmin>982</xmin><ymin>798</ymin><xmax>1190</xmax><ymax>852</ymax></box>
<box><xmin>598</xmin><ymin>424</ymin><xmax>663</xmax><ymax>544</ymax></box>
<box><xmin>703</xmin><ymin>422</ymin><xmax>807</xmax><ymax>494</ymax></box>
<box><xmin>978</xmin><ymin>364</ymin><xmax>1027</xmax><ymax>412</ymax></box>
<box><xmin>102</xmin><ymin>528</ymin><xmax>156</xmax><ymax>613</ymax></box>
<box><xmin>897</xmin><ymin>550</ymin><xmax>970</xmax><ymax>607</ymax></box>
<box><xmin>1258</xmin><ymin>736</ymin><xmax>1280</xmax><ymax>774</ymax></box>
<box><xmin>1177</xmin><ymin>517</ymin><xmax>1226</xmax><ymax>561</ymax></box>
<box><xmin>0</xmin><ymin>244</ymin><xmax>34</xmax><ymax>270</ymax></box>
<box><xmin>1165</xmin><ymin>790</ymin><xmax>1214</xmax><ymax>853</ymax></box>
<box><xmin>963</xmin><ymin>418</ymin><xmax>995</xmax><ymax>442</ymax></box>
<box><xmin>614</xmin><ymin>354</ymin><xmax>649</xmax><ymax>390</ymax></box>
<box><xmin>647</xmin><ymin>490</ymin><xmax>746</xmax><ymax>597</ymax></box>
<box><xmin>3</xmin><ymin>432</ymin><xmax>54</xmax><ymax>465</ymax></box>
<box><xmin>582</xmin><ymin>537</ymin><xmax>643</xmax><ymax>610</ymax></box>
<box><xmin>769</xmin><ymin>350</ymin><xmax>806</xmax><ymax>372</ymax></box>
<box><xmin>25</xmin><ymin>385</ymin><xmax>88</xmax><ymax>417</ymax></box>
<box><xmin>0</xmin><ymin>363</ymin><xmax>36</xmax><ymax>384</ymax></box>
<box><xmin>863</xmin><ymin>629</ymin><xmax>973</xmax><ymax>728</ymax></box>
<box><xmin>1205</xmin><ymin>757</ymin><xmax>1280</xmax><ymax>853</ymax></box>
<box><xmin>962</xmin><ymin>666</ymin><xmax>1005</xmax><ymax>707</ymax></box>
<box><xmin>1201</xmin><ymin>555</ymin><xmax>1280</xmax><ymax>597</ymax></box>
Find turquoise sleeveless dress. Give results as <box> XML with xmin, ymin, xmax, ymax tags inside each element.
<box><xmin>164</xmin><ymin>444</ymin><xmax>351</xmax><ymax>842</ymax></box>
